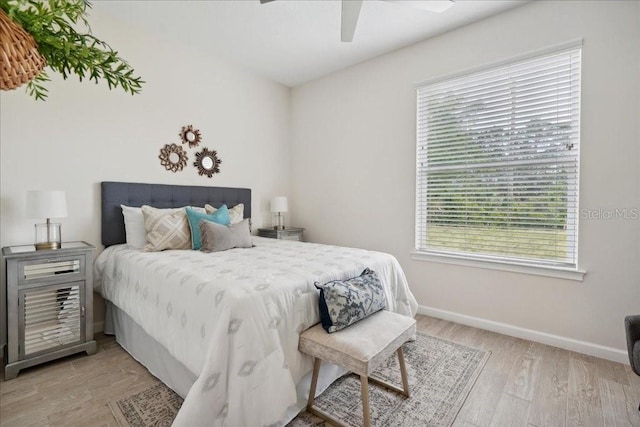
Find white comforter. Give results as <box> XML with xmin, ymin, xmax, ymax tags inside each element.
<box><xmin>95</xmin><ymin>237</ymin><xmax>417</xmax><ymax>426</ymax></box>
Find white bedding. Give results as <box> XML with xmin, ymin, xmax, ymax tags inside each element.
<box><xmin>95</xmin><ymin>237</ymin><xmax>418</xmax><ymax>426</ymax></box>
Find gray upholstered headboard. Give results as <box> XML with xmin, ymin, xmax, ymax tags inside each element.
<box><xmin>101</xmin><ymin>181</ymin><xmax>252</xmax><ymax>247</ymax></box>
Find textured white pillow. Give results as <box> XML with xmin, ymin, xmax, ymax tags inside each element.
<box><xmin>205</xmin><ymin>203</ymin><xmax>244</xmax><ymax>224</ymax></box>
<box><xmin>121</xmin><ymin>205</ymin><xmax>205</xmax><ymax>249</ymax></box>
<box><xmin>142</xmin><ymin>205</ymin><xmax>191</xmax><ymax>252</ymax></box>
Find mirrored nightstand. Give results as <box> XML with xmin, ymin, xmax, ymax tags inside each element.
<box><xmin>2</xmin><ymin>241</ymin><xmax>97</xmax><ymax>379</ymax></box>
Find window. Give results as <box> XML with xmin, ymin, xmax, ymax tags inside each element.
<box><xmin>415</xmin><ymin>45</ymin><xmax>581</xmax><ymax>268</ymax></box>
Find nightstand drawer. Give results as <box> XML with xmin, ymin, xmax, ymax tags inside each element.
<box><xmin>258</xmin><ymin>227</ymin><xmax>305</xmax><ymax>241</ymax></box>
<box><xmin>280</xmin><ymin>232</ymin><xmax>303</xmax><ymax>241</ymax></box>
<box><xmin>17</xmin><ymin>254</ymin><xmax>86</xmax><ymax>286</ymax></box>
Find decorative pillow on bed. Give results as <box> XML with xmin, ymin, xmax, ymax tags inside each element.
<box><xmin>142</xmin><ymin>205</ymin><xmax>192</xmax><ymax>251</ymax></box>
<box><xmin>315</xmin><ymin>268</ymin><xmax>386</xmax><ymax>333</ymax></box>
<box><xmin>121</xmin><ymin>205</ymin><xmax>147</xmax><ymax>249</ymax></box>
<box><xmin>185</xmin><ymin>206</ymin><xmax>231</xmax><ymax>250</ymax></box>
<box><xmin>205</xmin><ymin>203</ymin><xmax>244</xmax><ymax>224</ymax></box>
<box><xmin>122</xmin><ymin>205</ymin><xmax>205</xmax><ymax>249</ymax></box>
<box><xmin>199</xmin><ymin>219</ymin><xmax>252</xmax><ymax>252</ymax></box>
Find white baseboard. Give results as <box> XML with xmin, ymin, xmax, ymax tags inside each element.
<box><xmin>93</xmin><ymin>320</ymin><xmax>104</xmax><ymax>334</ymax></box>
<box><xmin>417</xmin><ymin>305</ymin><xmax>629</xmax><ymax>364</ymax></box>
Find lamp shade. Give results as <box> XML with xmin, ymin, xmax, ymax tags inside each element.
<box><xmin>26</xmin><ymin>190</ymin><xmax>68</xmax><ymax>219</ymax></box>
<box><xmin>270</xmin><ymin>196</ymin><xmax>288</xmax><ymax>213</ymax></box>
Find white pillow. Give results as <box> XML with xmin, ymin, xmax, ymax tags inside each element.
<box><xmin>121</xmin><ymin>205</ymin><xmax>205</xmax><ymax>249</ymax></box>
<box><xmin>121</xmin><ymin>205</ymin><xmax>146</xmax><ymax>249</ymax></box>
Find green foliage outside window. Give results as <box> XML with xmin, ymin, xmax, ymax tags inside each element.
<box><xmin>425</xmin><ymin>95</ymin><xmax>572</xmax><ymax>231</ymax></box>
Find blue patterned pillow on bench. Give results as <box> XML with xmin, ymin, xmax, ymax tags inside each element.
<box><xmin>315</xmin><ymin>268</ymin><xmax>386</xmax><ymax>333</ymax></box>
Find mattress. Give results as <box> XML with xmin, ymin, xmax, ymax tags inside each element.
<box><xmin>95</xmin><ymin>236</ymin><xmax>418</xmax><ymax>426</ymax></box>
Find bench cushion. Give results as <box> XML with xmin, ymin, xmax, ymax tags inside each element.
<box><xmin>299</xmin><ymin>310</ymin><xmax>416</xmax><ymax>376</ymax></box>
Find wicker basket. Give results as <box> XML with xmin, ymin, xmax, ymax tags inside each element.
<box><xmin>0</xmin><ymin>9</ymin><xmax>45</xmax><ymax>90</ymax></box>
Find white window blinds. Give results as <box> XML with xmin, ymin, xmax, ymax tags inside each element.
<box><xmin>416</xmin><ymin>45</ymin><xmax>581</xmax><ymax>267</ymax></box>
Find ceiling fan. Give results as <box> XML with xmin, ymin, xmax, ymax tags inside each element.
<box><xmin>259</xmin><ymin>0</ymin><xmax>455</xmax><ymax>42</ymax></box>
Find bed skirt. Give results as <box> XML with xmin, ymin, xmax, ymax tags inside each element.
<box><xmin>104</xmin><ymin>302</ymin><xmax>347</xmax><ymax>426</ymax></box>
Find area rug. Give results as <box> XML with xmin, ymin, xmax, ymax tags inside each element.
<box><xmin>108</xmin><ymin>383</ymin><xmax>182</xmax><ymax>427</ymax></box>
<box><xmin>108</xmin><ymin>332</ymin><xmax>489</xmax><ymax>427</ymax></box>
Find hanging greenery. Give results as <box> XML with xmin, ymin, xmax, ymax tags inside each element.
<box><xmin>0</xmin><ymin>0</ymin><xmax>144</xmax><ymax>100</ymax></box>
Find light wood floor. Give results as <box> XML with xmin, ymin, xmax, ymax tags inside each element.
<box><xmin>1</xmin><ymin>315</ymin><xmax>639</xmax><ymax>426</ymax></box>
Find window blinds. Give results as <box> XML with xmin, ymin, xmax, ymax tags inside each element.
<box><xmin>416</xmin><ymin>46</ymin><xmax>581</xmax><ymax>267</ymax></box>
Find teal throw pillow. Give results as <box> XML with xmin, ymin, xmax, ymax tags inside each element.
<box><xmin>186</xmin><ymin>205</ymin><xmax>231</xmax><ymax>250</ymax></box>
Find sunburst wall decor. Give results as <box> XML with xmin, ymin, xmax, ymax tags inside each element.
<box><xmin>180</xmin><ymin>125</ymin><xmax>202</xmax><ymax>148</ymax></box>
<box><xmin>159</xmin><ymin>143</ymin><xmax>188</xmax><ymax>172</ymax></box>
<box><xmin>194</xmin><ymin>148</ymin><xmax>222</xmax><ymax>178</ymax></box>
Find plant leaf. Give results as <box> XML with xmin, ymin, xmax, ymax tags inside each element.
<box><xmin>1</xmin><ymin>0</ymin><xmax>144</xmax><ymax>100</ymax></box>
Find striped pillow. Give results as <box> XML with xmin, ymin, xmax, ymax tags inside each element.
<box><xmin>142</xmin><ymin>205</ymin><xmax>191</xmax><ymax>251</ymax></box>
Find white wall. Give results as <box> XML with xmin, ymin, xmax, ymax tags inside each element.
<box><xmin>0</xmin><ymin>10</ymin><xmax>291</xmax><ymax>346</ymax></box>
<box><xmin>291</xmin><ymin>1</ymin><xmax>640</xmax><ymax>360</ymax></box>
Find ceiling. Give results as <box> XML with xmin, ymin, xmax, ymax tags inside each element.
<box><xmin>94</xmin><ymin>0</ymin><xmax>528</xmax><ymax>87</ymax></box>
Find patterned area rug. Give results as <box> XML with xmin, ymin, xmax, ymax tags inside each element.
<box><xmin>108</xmin><ymin>383</ymin><xmax>182</xmax><ymax>427</ymax></box>
<box><xmin>108</xmin><ymin>333</ymin><xmax>489</xmax><ymax>427</ymax></box>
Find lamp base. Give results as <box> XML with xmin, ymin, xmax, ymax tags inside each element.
<box><xmin>272</xmin><ymin>212</ymin><xmax>286</xmax><ymax>230</ymax></box>
<box><xmin>35</xmin><ymin>241</ymin><xmax>61</xmax><ymax>251</ymax></box>
<box><xmin>34</xmin><ymin>222</ymin><xmax>62</xmax><ymax>251</ymax></box>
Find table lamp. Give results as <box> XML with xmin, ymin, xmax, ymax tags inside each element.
<box><xmin>26</xmin><ymin>190</ymin><xmax>68</xmax><ymax>250</ymax></box>
<box><xmin>270</xmin><ymin>196</ymin><xmax>288</xmax><ymax>230</ymax></box>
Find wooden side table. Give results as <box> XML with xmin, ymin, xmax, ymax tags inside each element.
<box><xmin>257</xmin><ymin>227</ymin><xmax>305</xmax><ymax>242</ymax></box>
<box><xmin>2</xmin><ymin>241</ymin><xmax>97</xmax><ymax>379</ymax></box>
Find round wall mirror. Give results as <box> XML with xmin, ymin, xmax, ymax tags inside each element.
<box><xmin>202</xmin><ymin>156</ymin><xmax>214</xmax><ymax>169</ymax></box>
<box><xmin>180</xmin><ymin>125</ymin><xmax>202</xmax><ymax>148</ymax></box>
<box><xmin>194</xmin><ymin>148</ymin><xmax>221</xmax><ymax>178</ymax></box>
<box><xmin>168</xmin><ymin>152</ymin><xmax>180</xmax><ymax>163</ymax></box>
<box><xmin>159</xmin><ymin>143</ymin><xmax>188</xmax><ymax>172</ymax></box>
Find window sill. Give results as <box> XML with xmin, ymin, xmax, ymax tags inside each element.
<box><xmin>410</xmin><ymin>251</ymin><xmax>586</xmax><ymax>282</ymax></box>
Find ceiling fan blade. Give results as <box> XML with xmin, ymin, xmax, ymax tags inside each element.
<box><xmin>341</xmin><ymin>0</ymin><xmax>363</xmax><ymax>42</ymax></box>
<box><xmin>384</xmin><ymin>0</ymin><xmax>455</xmax><ymax>13</ymax></box>
<box><xmin>259</xmin><ymin>0</ymin><xmax>276</xmax><ymax>3</ymax></box>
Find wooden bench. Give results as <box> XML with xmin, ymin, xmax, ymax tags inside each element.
<box><xmin>299</xmin><ymin>310</ymin><xmax>416</xmax><ymax>427</ymax></box>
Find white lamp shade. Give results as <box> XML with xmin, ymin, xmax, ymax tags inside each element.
<box><xmin>270</xmin><ymin>196</ymin><xmax>288</xmax><ymax>213</ymax></box>
<box><xmin>26</xmin><ymin>190</ymin><xmax>68</xmax><ymax>219</ymax></box>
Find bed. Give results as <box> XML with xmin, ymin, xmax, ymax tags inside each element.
<box><xmin>94</xmin><ymin>181</ymin><xmax>418</xmax><ymax>426</ymax></box>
